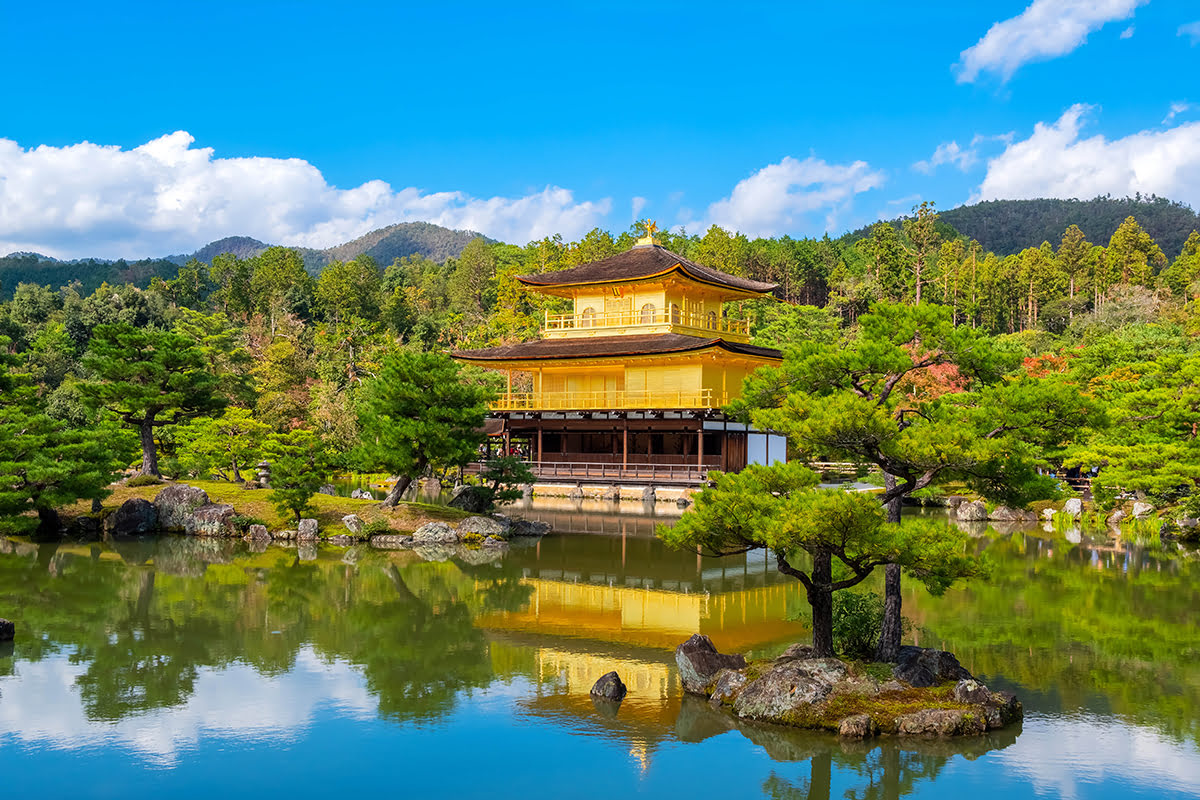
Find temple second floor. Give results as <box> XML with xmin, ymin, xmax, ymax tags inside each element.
<box><xmin>453</xmin><ymin>333</ymin><xmax>782</xmax><ymax>411</ymax></box>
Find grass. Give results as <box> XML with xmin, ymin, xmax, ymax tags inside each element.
<box><xmin>780</xmin><ymin>682</ymin><xmax>971</xmax><ymax>734</ymax></box>
<box><xmin>62</xmin><ymin>478</ymin><xmax>470</xmax><ymax>535</ymax></box>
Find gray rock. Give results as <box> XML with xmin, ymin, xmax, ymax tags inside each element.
<box><xmin>241</xmin><ymin>480</ymin><xmax>263</xmax><ymax>490</ymax></box>
<box><xmin>675</xmin><ymin>496</ymin><xmax>692</xmax><ymax>509</ymax></box>
<box><xmin>1062</xmin><ymin>498</ymin><xmax>1083</xmax><ymax>518</ymax></box>
<box><xmin>1108</xmin><ymin>509</ymin><xmax>1127</xmax><ymax>526</ymax></box>
<box><xmin>1179</xmin><ymin>517</ymin><xmax>1199</xmax><ymax>529</ymax></box>
<box><xmin>508</xmin><ymin>519</ymin><xmax>551</xmax><ymax>537</ymax></box>
<box><xmin>896</xmin><ymin>708</ymin><xmax>986</xmax><ymax>736</ymax></box>
<box><xmin>350</xmin><ymin>488</ymin><xmax>373</xmax><ymax>500</ymax></box>
<box><xmin>0</xmin><ymin>618</ymin><xmax>13</xmax><ymax>641</ymax></box>
<box><xmin>245</xmin><ymin>524</ymin><xmax>270</xmax><ymax>541</ymax></box>
<box><xmin>318</xmin><ymin>484</ymin><xmax>336</xmax><ymax>496</ymax></box>
<box><xmin>457</xmin><ymin>516</ymin><xmax>506</xmax><ymax>537</ymax></box>
<box><xmin>732</xmin><ymin>658</ymin><xmax>849</xmax><ymax>722</ymax></box>
<box><xmin>708</xmin><ymin>668</ymin><xmax>748</xmax><ymax>707</ymax></box>
<box><xmin>342</xmin><ymin>514</ymin><xmax>364</xmax><ymax>534</ymax></box>
<box><xmin>601</xmin><ymin>485</ymin><xmax>620</xmax><ymax>502</ymax></box>
<box><xmin>412</xmin><ymin>522</ymin><xmax>458</xmax><ymax>544</ymax></box>
<box><xmin>839</xmin><ymin>713</ymin><xmax>879</xmax><ymax>739</ymax></box>
<box><xmin>982</xmin><ymin>691</ymin><xmax>1023</xmax><ymax>729</ymax></box>
<box><xmin>106</xmin><ymin>498</ymin><xmax>159</xmax><ymax>536</ymax></box>
<box><xmin>370</xmin><ymin>534</ymin><xmax>414</xmax><ymax>549</ymax></box>
<box><xmin>641</xmin><ymin>487</ymin><xmax>656</xmax><ymax>503</ymax></box>
<box><xmin>956</xmin><ymin>500</ymin><xmax>988</xmax><ymax>521</ymax></box>
<box><xmin>1041</xmin><ymin>507</ymin><xmax>1057</xmax><ymax>521</ymax></box>
<box><xmin>448</xmin><ymin>485</ymin><xmax>492</xmax><ymax>513</ymax></box>
<box><xmin>878</xmin><ymin>680</ymin><xmax>907</xmax><ymax>693</ymax></box>
<box><xmin>589</xmin><ymin>671</ymin><xmax>627</xmax><ymax>702</ymax></box>
<box><xmin>480</xmin><ymin>535</ymin><xmax>509</xmax><ymax>549</ymax></box>
<box><xmin>185</xmin><ymin>503</ymin><xmax>238</xmax><ymax>537</ymax></box>
<box><xmin>327</xmin><ymin>535</ymin><xmax>356</xmax><ymax>546</ymax></box>
<box><xmin>1131</xmin><ymin>501</ymin><xmax>1155</xmax><ymax>518</ymax></box>
<box><xmin>953</xmin><ymin>678</ymin><xmax>992</xmax><ymax>704</ymax></box>
<box><xmin>989</xmin><ymin>505</ymin><xmax>1035</xmax><ymax>522</ymax></box>
<box><xmin>521</xmin><ymin>484</ymin><xmax>534</xmax><ymax>500</ymax></box>
<box><xmin>297</xmin><ymin>518</ymin><xmax>319</xmax><ymax>541</ymax></box>
<box><xmin>944</xmin><ymin>495</ymin><xmax>967</xmax><ymax>509</ymax></box>
<box><xmin>274</xmin><ymin>529</ymin><xmax>297</xmax><ymax>541</ymax></box>
<box><xmin>892</xmin><ymin>646</ymin><xmax>972</xmax><ymax>688</ymax></box>
<box><xmin>776</xmin><ymin>643</ymin><xmax>816</xmax><ymax>661</ymax></box>
<box><xmin>675</xmin><ymin>634</ymin><xmax>748</xmax><ymax>694</ymax></box>
<box><xmin>153</xmin><ymin>484</ymin><xmax>211</xmax><ymax>531</ymax></box>
<box><xmin>567</xmin><ymin>487</ymin><xmax>584</xmax><ymax>501</ymax></box>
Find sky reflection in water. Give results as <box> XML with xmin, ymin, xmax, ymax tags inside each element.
<box><xmin>1</xmin><ymin>512</ymin><xmax>1199</xmax><ymax>799</ymax></box>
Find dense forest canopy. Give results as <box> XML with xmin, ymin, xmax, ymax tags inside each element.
<box><xmin>2</xmin><ymin>194</ymin><xmax>1200</xmax><ymax>528</ymax></box>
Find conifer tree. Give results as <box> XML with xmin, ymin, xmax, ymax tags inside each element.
<box><xmin>80</xmin><ymin>323</ymin><xmax>225</xmax><ymax>477</ymax></box>
<box><xmin>264</xmin><ymin>429</ymin><xmax>329</xmax><ymax>523</ymax></box>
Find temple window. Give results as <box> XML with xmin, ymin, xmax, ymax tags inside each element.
<box><xmin>581</xmin><ymin>307</ymin><xmax>596</xmax><ymax>327</ymax></box>
<box><xmin>640</xmin><ymin>303</ymin><xmax>656</xmax><ymax>324</ymax></box>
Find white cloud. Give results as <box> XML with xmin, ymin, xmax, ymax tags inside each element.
<box><xmin>1164</xmin><ymin>101</ymin><xmax>1193</xmax><ymax>124</ymax></box>
<box><xmin>974</xmin><ymin>104</ymin><xmax>1200</xmax><ymax>209</ymax></box>
<box><xmin>956</xmin><ymin>0</ymin><xmax>1148</xmax><ymax>83</ymax></box>
<box><xmin>692</xmin><ymin>156</ymin><xmax>885</xmax><ymax>238</ymax></box>
<box><xmin>631</xmin><ymin>196</ymin><xmax>647</xmax><ymax>222</ymax></box>
<box><xmin>1180</xmin><ymin>21</ymin><xmax>1200</xmax><ymax>44</ymax></box>
<box><xmin>913</xmin><ymin>141</ymin><xmax>979</xmax><ymax>174</ymax></box>
<box><xmin>0</xmin><ymin>132</ymin><xmax>612</xmax><ymax>259</ymax></box>
<box><xmin>1120</xmin><ymin>25</ymin><xmax>1135</xmax><ymax>39</ymax></box>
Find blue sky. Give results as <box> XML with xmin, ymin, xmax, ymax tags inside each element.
<box><xmin>2</xmin><ymin>0</ymin><xmax>1199</xmax><ymax>258</ymax></box>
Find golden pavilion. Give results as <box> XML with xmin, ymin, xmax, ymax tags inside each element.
<box><xmin>452</xmin><ymin>225</ymin><xmax>786</xmax><ymax>485</ymax></box>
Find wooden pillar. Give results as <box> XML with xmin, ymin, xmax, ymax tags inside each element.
<box><xmin>622</xmin><ymin>420</ymin><xmax>629</xmax><ymax>469</ymax></box>
<box><xmin>537</xmin><ymin>423</ymin><xmax>543</xmax><ymax>464</ymax></box>
<box><xmin>697</xmin><ymin>426</ymin><xmax>704</xmax><ymax>470</ymax></box>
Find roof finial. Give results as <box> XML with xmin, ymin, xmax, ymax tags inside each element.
<box><xmin>635</xmin><ymin>219</ymin><xmax>660</xmax><ymax>247</ymax></box>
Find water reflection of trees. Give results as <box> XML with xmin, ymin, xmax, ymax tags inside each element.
<box><xmin>0</xmin><ymin>537</ymin><xmax>531</xmax><ymax>724</ymax></box>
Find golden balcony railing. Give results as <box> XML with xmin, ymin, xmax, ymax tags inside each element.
<box><xmin>492</xmin><ymin>388</ymin><xmax>723</xmax><ymax>411</ymax></box>
<box><xmin>544</xmin><ymin>309</ymin><xmax>750</xmax><ymax>337</ymax></box>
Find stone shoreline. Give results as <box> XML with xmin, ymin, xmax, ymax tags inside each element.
<box><xmin>675</xmin><ymin>634</ymin><xmax>1022</xmax><ymax>739</ymax></box>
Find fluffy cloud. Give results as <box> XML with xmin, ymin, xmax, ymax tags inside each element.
<box><xmin>913</xmin><ymin>141</ymin><xmax>979</xmax><ymax>174</ymax></box>
<box><xmin>956</xmin><ymin>0</ymin><xmax>1148</xmax><ymax>83</ymax></box>
<box><xmin>0</xmin><ymin>131</ymin><xmax>611</xmax><ymax>259</ymax></box>
<box><xmin>1180</xmin><ymin>21</ymin><xmax>1200</xmax><ymax>45</ymax></box>
<box><xmin>1164</xmin><ymin>101</ymin><xmax>1193</xmax><ymax>124</ymax></box>
<box><xmin>974</xmin><ymin>104</ymin><xmax>1200</xmax><ymax>209</ymax></box>
<box><xmin>693</xmin><ymin>156</ymin><xmax>885</xmax><ymax>238</ymax></box>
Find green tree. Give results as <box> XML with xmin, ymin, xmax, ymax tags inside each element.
<box><xmin>175</xmin><ymin>408</ymin><xmax>271</xmax><ymax>482</ymax></box>
<box><xmin>1159</xmin><ymin>230</ymin><xmax>1200</xmax><ymax>298</ymax></box>
<box><xmin>209</xmin><ymin>253</ymin><xmax>253</xmax><ymax>317</ymax></box>
<box><xmin>316</xmin><ymin>255</ymin><xmax>383</xmax><ymax>324</ymax></box>
<box><xmin>1106</xmin><ymin>216</ymin><xmax>1166</xmax><ymax>288</ymax></box>
<box><xmin>264</xmin><ymin>429</ymin><xmax>329</xmax><ymax>522</ymax></box>
<box><xmin>250</xmin><ymin>246</ymin><xmax>315</xmax><ymax>327</ymax></box>
<box><xmin>0</xmin><ymin>341</ymin><xmax>120</xmax><ymax>532</ymax></box>
<box><xmin>660</xmin><ymin>463</ymin><xmax>983</xmax><ymax>658</ymax></box>
<box><xmin>79</xmin><ymin>323</ymin><xmax>226</xmax><ymax>477</ymax></box>
<box><xmin>355</xmin><ymin>350</ymin><xmax>495</xmax><ymax>507</ymax></box>
<box><xmin>478</xmin><ymin>455</ymin><xmax>536</xmax><ymax>508</ymax></box>
<box><xmin>901</xmin><ymin>202</ymin><xmax>940</xmax><ymax>306</ymax></box>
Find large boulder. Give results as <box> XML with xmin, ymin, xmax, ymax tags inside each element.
<box><xmin>732</xmin><ymin>658</ymin><xmax>849</xmax><ymax>723</ymax></box>
<box><xmin>708</xmin><ymin>668</ymin><xmax>748</xmax><ymax>707</ymax></box>
<box><xmin>956</xmin><ymin>500</ymin><xmax>988</xmax><ymax>521</ymax></box>
<box><xmin>350</xmin><ymin>488</ymin><xmax>373</xmax><ymax>500</ymax></box>
<box><xmin>1131</xmin><ymin>501</ymin><xmax>1155</xmax><ymax>518</ymax></box>
<box><xmin>318</xmin><ymin>484</ymin><xmax>336</xmax><ymax>496</ymax></box>
<box><xmin>508</xmin><ymin>519</ymin><xmax>551</xmax><ymax>537</ymax></box>
<box><xmin>105</xmin><ymin>498</ymin><xmax>159</xmax><ymax>536</ymax></box>
<box><xmin>589</xmin><ymin>671</ymin><xmax>627</xmax><ymax>702</ymax></box>
<box><xmin>185</xmin><ymin>503</ymin><xmax>238</xmax><ymax>537</ymax></box>
<box><xmin>1108</xmin><ymin>509</ymin><xmax>1127</xmax><ymax>526</ymax></box>
<box><xmin>990</xmin><ymin>505</ymin><xmax>1035</xmax><ymax>522</ymax></box>
<box><xmin>675</xmin><ymin>634</ymin><xmax>748</xmax><ymax>694</ymax></box>
<box><xmin>457</xmin><ymin>516</ymin><xmax>506</xmax><ymax>537</ymax></box>
<box><xmin>245</xmin><ymin>524</ymin><xmax>270</xmax><ymax>542</ymax></box>
<box><xmin>0</xmin><ymin>618</ymin><xmax>13</xmax><ymax>641</ymax></box>
<box><xmin>1062</xmin><ymin>498</ymin><xmax>1083</xmax><ymax>518</ymax></box>
<box><xmin>895</xmin><ymin>708</ymin><xmax>986</xmax><ymax>736</ymax></box>
<box><xmin>297</xmin><ymin>518</ymin><xmax>319</xmax><ymax>541</ymax></box>
<box><xmin>448</xmin><ymin>486</ymin><xmax>492</xmax><ymax>513</ymax></box>
<box><xmin>892</xmin><ymin>646</ymin><xmax>972</xmax><ymax>688</ymax></box>
<box><xmin>601</xmin><ymin>485</ymin><xmax>620</xmax><ymax>502</ymax></box>
<box><xmin>153</xmin><ymin>484</ymin><xmax>211</xmax><ymax>531</ymax></box>
<box><xmin>342</xmin><ymin>514</ymin><xmax>364</xmax><ymax>534</ymax></box>
<box><xmin>412</xmin><ymin>522</ymin><xmax>458</xmax><ymax>545</ymax></box>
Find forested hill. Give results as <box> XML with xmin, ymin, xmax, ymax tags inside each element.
<box><xmin>938</xmin><ymin>197</ymin><xmax>1200</xmax><ymax>257</ymax></box>
<box><xmin>0</xmin><ymin>222</ymin><xmax>487</xmax><ymax>299</ymax></box>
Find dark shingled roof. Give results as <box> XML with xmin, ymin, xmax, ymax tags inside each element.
<box><xmin>516</xmin><ymin>244</ymin><xmax>778</xmax><ymax>294</ymax></box>
<box><xmin>453</xmin><ymin>333</ymin><xmax>782</xmax><ymax>363</ymax></box>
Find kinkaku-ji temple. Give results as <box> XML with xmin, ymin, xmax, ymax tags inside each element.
<box><xmin>453</xmin><ymin>224</ymin><xmax>787</xmax><ymax>486</ymax></box>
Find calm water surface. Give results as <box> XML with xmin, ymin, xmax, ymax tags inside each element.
<box><xmin>1</xmin><ymin>506</ymin><xmax>1199</xmax><ymax>799</ymax></box>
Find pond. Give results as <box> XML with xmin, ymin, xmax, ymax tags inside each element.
<box><xmin>1</xmin><ymin>511</ymin><xmax>1199</xmax><ymax>799</ymax></box>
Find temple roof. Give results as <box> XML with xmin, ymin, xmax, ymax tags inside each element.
<box><xmin>516</xmin><ymin>244</ymin><xmax>778</xmax><ymax>295</ymax></box>
<box><xmin>453</xmin><ymin>333</ymin><xmax>782</xmax><ymax>363</ymax></box>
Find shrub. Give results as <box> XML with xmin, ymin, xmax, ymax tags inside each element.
<box><xmin>360</xmin><ymin>519</ymin><xmax>392</xmax><ymax>537</ymax></box>
<box><xmin>831</xmin><ymin>591</ymin><xmax>885</xmax><ymax>659</ymax></box>
<box><xmin>126</xmin><ymin>475</ymin><xmax>163</xmax><ymax>487</ymax></box>
<box><xmin>230</xmin><ymin>514</ymin><xmax>268</xmax><ymax>533</ymax></box>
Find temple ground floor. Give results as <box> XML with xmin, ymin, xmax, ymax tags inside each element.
<box><xmin>476</xmin><ymin>410</ymin><xmax>786</xmax><ymax>486</ymax></box>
